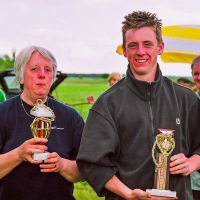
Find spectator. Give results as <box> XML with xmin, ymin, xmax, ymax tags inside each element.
<box><xmin>107</xmin><ymin>72</ymin><xmax>122</xmax><ymax>87</ymax></box>
<box><xmin>0</xmin><ymin>89</ymin><xmax>6</xmax><ymax>102</ymax></box>
<box><xmin>191</xmin><ymin>55</ymin><xmax>200</xmax><ymax>200</ymax></box>
<box><xmin>176</xmin><ymin>77</ymin><xmax>197</xmax><ymax>91</ymax></box>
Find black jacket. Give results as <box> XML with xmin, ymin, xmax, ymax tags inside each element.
<box><xmin>77</xmin><ymin>65</ymin><xmax>200</xmax><ymax>200</ymax></box>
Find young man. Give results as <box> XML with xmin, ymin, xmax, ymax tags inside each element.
<box><xmin>77</xmin><ymin>11</ymin><xmax>200</xmax><ymax>200</ymax></box>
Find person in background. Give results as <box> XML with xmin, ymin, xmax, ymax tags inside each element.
<box><xmin>0</xmin><ymin>89</ymin><xmax>6</xmax><ymax>102</ymax></box>
<box><xmin>191</xmin><ymin>55</ymin><xmax>200</xmax><ymax>200</ymax></box>
<box><xmin>77</xmin><ymin>11</ymin><xmax>200</xmax><ymax>200</ymax></box>
<box><xmin>176</xmin><ymin>77</ymin><xmax>197</xmax><ymax>92</ymax></box>
<box><xmin>107</xmin><ymin>72</ymin><xmax>122</xmax><ymax>87</ymax></box>
<box><xmin>0</xmin><ymin>46</ymin><xmax>84</xmax><ymax>200</ymax></box>
<box><xmin>192</xmin><ymin>55</ymin><xmax>200</xmax><ymax>96</ymax></box>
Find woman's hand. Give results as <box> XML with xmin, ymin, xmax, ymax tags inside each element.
<box><xmin>17</xmin><ymin>137</ymin><xmax>48</xmax><ymax>164</ymax></box>
<box><xmin>39</xmin><ymin>152</ymin><xmax>60</xmax><ymax>172</ymax></box>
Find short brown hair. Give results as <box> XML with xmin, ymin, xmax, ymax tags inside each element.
<box><xmin>122</xmin><ymin>11</ymin><xmax>163</xmax><ymax>48</ymax></box>
<box><xmin>191</xmin><ymin>55</ymin><xmax>200</xmax><ymax>69</ymax></box>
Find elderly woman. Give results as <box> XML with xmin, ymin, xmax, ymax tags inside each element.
<box><xmin>0</xmin><ymin>46</ymin><xmax>84</xmax><ymax>200</ymax></box>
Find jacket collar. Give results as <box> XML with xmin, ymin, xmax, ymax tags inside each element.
<box><xmin>125</xmin><ymin>64</ymin><xmax>163</xmax><ymax>100</ymax></box>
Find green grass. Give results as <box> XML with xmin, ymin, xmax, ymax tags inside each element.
<box><xmin>52</xmin><ymin>77</ymin><xmax>109</xmax><ymax>121</ymax></box>
<box><xmin>52</xmin><ymin>77</ymin><xmax>108</xmax><ymax>200</ymax></box>
<box><xmin>74</xmin><ymin>182</ymin><xmax>104</xmax><ymax>200</ymax></box>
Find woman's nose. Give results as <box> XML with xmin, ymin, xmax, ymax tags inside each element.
<box><xmin>38</xmin><ymin>68</ymin><xmax>45</xmax><ymax>78</ymax></box>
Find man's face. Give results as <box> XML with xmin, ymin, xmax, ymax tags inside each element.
<box><xmin>20</xmin><ymin>51</ymin><xmax>54</xmax><ymax>100</ymax></box>
<box><xmin>192</xmin><ymin>64</ymin><xmax>200</xmax><ymax>90</ymax></box>
<box><xmin>123</xmin><ymin>27</ymin><xmax>164</xmax><ymax>81</ymax></box>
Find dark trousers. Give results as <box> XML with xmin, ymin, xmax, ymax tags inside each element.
<box><xmin>192</xmin><ymin>190</ymin><xmax>200</xmax><ymax>200</ymax></box>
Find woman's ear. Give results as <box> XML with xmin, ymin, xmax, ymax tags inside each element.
<box><xmin>19</xmin><ymin>78</ymin><xmax>24</xmax><ymax>84</ymax></box>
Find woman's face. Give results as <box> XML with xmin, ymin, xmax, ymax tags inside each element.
<box><xmin>20</xmin><ymin>51</ymin><xmax>54</xmax><ymax>101</ymax></box>
<box><xmin>109</xmin><ymin>76</ymin><xmax>121</xmax><ymax>86</ymax></box>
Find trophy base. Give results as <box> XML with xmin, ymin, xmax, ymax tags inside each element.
<box><xmin>32</xmin><ymin>152</ymin><xmax>50</xmax><ymax>161</ymax></box>
<box><xmin>150</xmin><ymin>196</ymin><xmax>178</xmax><ymax>200</ymax></box>
<box><xmin>146</xmin><ymin>189</ymin><xmax>177</xmax><ymax>199</ymax></box>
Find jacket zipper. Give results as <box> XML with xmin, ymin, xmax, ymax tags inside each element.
<box><xmin>147</xmin><ymin>83</ymin><xmax>155</xmax><ymax>139</ymax></box>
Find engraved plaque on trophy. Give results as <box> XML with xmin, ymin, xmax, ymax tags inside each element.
<box><xmin>146</xmin><ymin>129</ymin><xmax>178</xmax><ymax>199</ymax></box>
<box><xmin>30</xmin><ymin>99</ymin><xmax>55</xmax><ymax>160</ymax></box>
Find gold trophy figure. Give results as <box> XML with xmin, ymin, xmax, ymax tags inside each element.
<box><xmin>30</xmin><ymin>99</ymin><xmax>55</xmax><ymax>161</ymax></box>
<box><xmin>146</xmin><ymin>129</ymin><xmax>178</xmax><ymax>199</ymax></box>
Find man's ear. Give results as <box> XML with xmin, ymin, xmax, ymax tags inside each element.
<box><xmin>158</xmin><ymin>42</ymin><xmax>164</xmax><ymax>55</ymax></box>
<box><xmin>123</xmin><ymin>46</ymin><xmax>127</xmax><ymax>57</ymax></box>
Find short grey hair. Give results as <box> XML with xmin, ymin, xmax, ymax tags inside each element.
<box><xmin>14</xmin><ymin>46</ymin><xmax>57</xmax><ymax>90</ymax></box>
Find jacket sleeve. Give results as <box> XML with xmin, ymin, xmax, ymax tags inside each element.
<box><xmin>188</xmin><ymin>97</ymin><xmax>200</xmax><ymax>156</ymax></box>
<box><xmin>76</xmin><ymin>109</ymin><xmax>119</xmax><ymax>197</ymax></box>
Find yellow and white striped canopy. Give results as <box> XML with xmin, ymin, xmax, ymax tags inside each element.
<box><xmin>161</xmin><ymin>25</ymin><xmax>200</xmax><ymax>63</ymax></box>
<box><xmin>116</xmin><ymin>25</ymin><xmax>200</xmax><ymax>64</ymax></box>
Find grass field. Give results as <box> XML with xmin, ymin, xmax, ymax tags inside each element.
<box><xmin>52</xmin><ymin>77</ymin><xmax>108</xmax><ymax>200</ymax></box>
<box><xmin>52</xmin><ymin>77</ymin><xmax>109</xmax><ymax>121</ymax></box>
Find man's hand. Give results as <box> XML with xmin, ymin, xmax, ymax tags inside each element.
<box><xmin>125</xmin><ymin>189</ymin><xmax>151</xmax><ymax>199</ymax></box>
<box><xmin>169</xmin><ymin>153</ymin><xmax>189</xmax><ymax>176</ymax></box>
<box><xmin>105</xmin><ymin>175</ymin><xmax>151</xmax><ymax>200</ymax></box>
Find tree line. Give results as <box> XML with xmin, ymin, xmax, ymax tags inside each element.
<box><xmin>0</xmin><ymin>53</ymin><xmax>15</xmax><ymax>71</ymax></box>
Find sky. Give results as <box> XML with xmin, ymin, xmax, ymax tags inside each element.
<box><xmin>1</xmin><ymin>0</ymin><xmax>200</xmax><ymax>76</ymax></box>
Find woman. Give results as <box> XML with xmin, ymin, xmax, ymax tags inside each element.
<box><xmin>107</xmin><ymin>72</ymin><xmax>122</xmax><ymax>87</ymax></box>
<box><xmin>0</xmin><ymin>46</ymin><xmax>84</xmax><ymax>200</ymax></box>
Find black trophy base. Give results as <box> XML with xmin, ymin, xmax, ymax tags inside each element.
<box><xmin>146</xmin><ymin>189</ymin><xmax>177</xmax><ymax>199</ymax></box>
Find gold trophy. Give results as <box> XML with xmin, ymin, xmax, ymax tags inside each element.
<box><xmin>146</xmin><ymin>129</ymin><xmax>178</xmax><ymax>199</ymax></box>
<box><xmin>30</xmin><ymin>99</ymin><xmax>55</xmax><ymax>161</ymax></box>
